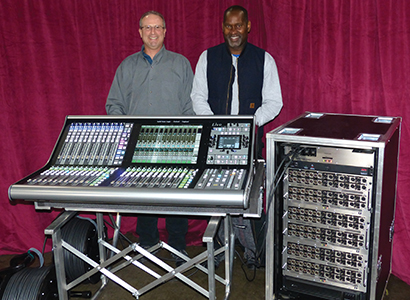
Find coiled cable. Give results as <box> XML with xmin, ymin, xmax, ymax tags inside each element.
<box><xmin>61</xmin><ymin>217</ymin><xmax>99</xmax><ymax>283</ymax></box>
<box><xmin>1</xmin><ymin>265</ymin><xmax>57</xmax><ymax>300</ymax></box>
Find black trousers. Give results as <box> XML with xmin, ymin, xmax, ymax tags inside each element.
<box><xmin>136</xmin><ymin>215</ymin><xmax>188</xmax><ymax>251</ymax></box>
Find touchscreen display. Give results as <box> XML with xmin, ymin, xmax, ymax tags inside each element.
<box><xmin>217</xmin><ymin>135</ymin><xmax>241</xmax><ymax>150</ymax></box>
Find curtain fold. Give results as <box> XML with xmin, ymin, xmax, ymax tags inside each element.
<box><xmin>1</xmin><ymin>0</ymin><xmax>410</xmax><ymax>285</ymax></box>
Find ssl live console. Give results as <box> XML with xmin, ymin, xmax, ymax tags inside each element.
<box><xmin>9</xmin><ymin>115</ymin><xmax>263</xmax><ymax>216</ymax></box>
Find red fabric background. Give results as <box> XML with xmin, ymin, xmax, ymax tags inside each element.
<box><xmin>1</xmin><ymin>0</ymin><xmax>409</xmax><ymax>285</ymax></box>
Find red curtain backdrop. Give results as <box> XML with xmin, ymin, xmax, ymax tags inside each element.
<box><xmin>1</xmin><ymin>0</ymin><xmax>409</xmax><ymax>285</ymax></box>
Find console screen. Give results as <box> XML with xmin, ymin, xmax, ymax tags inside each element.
<box><xmin>217</xmin><ymin>135</ymin><xmax>241</xmax><ymax>150</ymax></box>
<box><xmin>132</xmin><ymin>125</ymin><xmax>202</xmax><ymax>164</ymax></box>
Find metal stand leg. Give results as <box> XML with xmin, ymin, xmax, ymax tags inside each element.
<box><xmin>266</xmin><ymin>192</ymin><xmax>275</xmax><ymax>300</ymax></box>
<box><xmin>111</xmin><ymin>213</ymin><xmax>122</xmax><ymax>250</ymax></box>
<box><xmin>44</xmin><ymin>211</ymin><xmax>78</xmax><ymax>300</ymax></box>
<box><xmin>203</xmin><ymin>216</ymin><xmax>219</xmax><ymax>300</ymax></box>
<box><xmin>92</xmin><ymin>213</ymin><xmax>108</xmax><ymax>299</ymax></box>
<box><xmin>225</xmin><ymin>215</ymin><xmax>234</xmax><ymax>299</ymax></box>
<box><xmin>203</xmin><ymin>215</ymin><xmax>234</xmax><ymax>300</ymax></box>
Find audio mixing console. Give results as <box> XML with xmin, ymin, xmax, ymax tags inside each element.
<box><xmin>9</xmin><ymin>115</ymin><xmax>263</xmax><ymax>215</ymax></box>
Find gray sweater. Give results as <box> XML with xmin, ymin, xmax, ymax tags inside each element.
<box><xmin>106</xmin><ymin>46</ymin><xmax>194</xmax><ymax>116</ymax></box>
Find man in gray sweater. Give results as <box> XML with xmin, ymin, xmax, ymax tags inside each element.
<box><xmin>106</xmin><ymin>10</ymin><xmax>193</xmax><ymax>266</ymax></box>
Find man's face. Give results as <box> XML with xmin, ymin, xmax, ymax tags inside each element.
<box><xmin>139</xmin><ymin>14</ymin><xmax>166</xmax><ymax>53</ymax></box>
<box><xmin>222</xmin><ymin>10</ymin><xmax>251</xmax><ymax>55</ymax></box>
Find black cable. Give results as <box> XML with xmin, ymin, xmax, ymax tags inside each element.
<box><xmin>235</xmin><ymin>248</ymin><xmax>257</xmax><ymax>282</ymax></box>
<box><xmin>103</xmin><ymin>217</ymin><xmax>132</xmax><ymax>246</ymax></box>
<box><xmin>63</xmin><ymin>219</ymin><xmax>86</xmax><ymax>280</ymax></box>
<box><xmin>2</xmin><ymin>266</ymin><xmax>53</xmax><ymax>300</ymax></box>
<box><xmin>267</xmin><ymin>146</ymin><xmax>302</xmax><ymax>212</ymax></box>
<box><xmin>245</xmin><ymin>146</ymin><xmax>302</xmax><ymax>270</ymax></box>
<box><xmin>61</xmin><ymin>217</ymin><xmax>98</xmax><ymax>283</ymax></box>
<box><xmin>41</xmin><ymin>236</ymin><xmax>48</xmax><ymax>257</ymax></box>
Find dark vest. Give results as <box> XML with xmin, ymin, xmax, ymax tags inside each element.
<box><xmin>207</xmin><ymin>43</ymin><xmax>265</xmax><ymax>157</ymax></box>
<box><xmin>206</xmin><ymin>43</ymin><xmax>265</xmax><ymax>116</ymax></box>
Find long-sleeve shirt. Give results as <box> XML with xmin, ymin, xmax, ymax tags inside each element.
<box><xmin>191</xmin><ymin>49</ymin><xmax>283</xmax><ymax>126</ymax></box>
<box><xmin>106</xmin><ymin>46</ymin><xmax>194</xmax><ymax>116</ymax></box>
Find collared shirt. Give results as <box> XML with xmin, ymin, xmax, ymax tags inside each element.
<box><xmin>231</xmin><ymin>54</ymin><xmax>240</xmax><ymax>116</ymax></box>
<box><xmin>191</xmin><ymin>49</ymin><xmax>283</xmax><ymax>126</ymax></box>
<box><xmin>106</xmin><ymin>46</ymin><xmax>194</xmax><ymax>116</ymax></box>
<box><xmin>142</xmin><ymin>48</ymin><xmax>153</xmax><ymax>65</ymax></box>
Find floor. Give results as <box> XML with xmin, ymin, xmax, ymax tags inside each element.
<box><xmin>0</xmin><ymin>233</ymin><xmax>409</xmax><ymax>300</ymax></box>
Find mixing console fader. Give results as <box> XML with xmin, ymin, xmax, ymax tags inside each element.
<box><xmin>9</xmin><ymin>115</ymin><xmax>262</xmax><ymax>213</ymax></box>
<box><xmin>56</xmin><ymin>122</ymin><xmax>133</xmax><ymax>166</ymax></box>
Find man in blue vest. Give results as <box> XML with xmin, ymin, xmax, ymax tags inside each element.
<box><xmin>191</xmin><ymin>5</ymin><xmax>283</xmax><ymax>158</ymax></box>
<box><xmin>191</xmin><ymin>5</ymin><xmax>283</xmax><ymax>268</ymax></box>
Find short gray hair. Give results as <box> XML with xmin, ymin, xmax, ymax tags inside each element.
<box><xmin>139</xmin><ymin>11</ymin><xmax>166</xmax><ymax>28</ymax></box>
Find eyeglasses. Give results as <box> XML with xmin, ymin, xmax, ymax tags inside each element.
<box><xmin>140</xmin><ymin>25</ymin><xmax>165</xmax><ymax>32</ymax></box>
